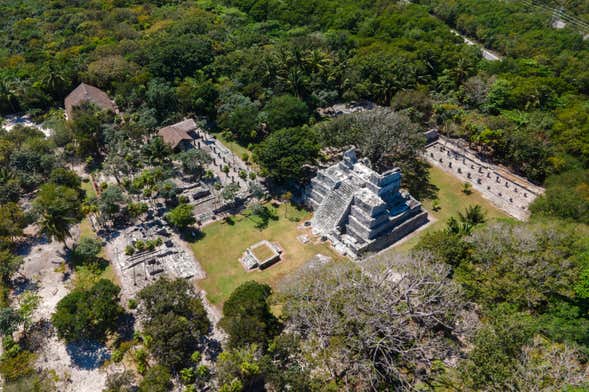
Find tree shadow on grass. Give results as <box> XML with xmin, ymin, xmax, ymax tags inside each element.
<box><xmin>181</xmin><ymin>228</ymin><xmax>206</xmax><ymax>243</ymax></box>
<box><xmin>66</xmin><ymin>340</ymin><xmax>110</xmax><ymax>370</ymax></box>
<box><xmin>405</xmin><ymin>160</ymin><xmax>439</xmax><ymax>201</ymax></box>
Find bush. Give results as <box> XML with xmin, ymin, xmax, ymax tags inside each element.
<box><xmin>137</xmin><ymin>278</ymin><xmax>210</xmax><ymax>370</ymax></box>
<box><xmin>0</xmin><ymin>350</ymin><xmax>36</xmax><ymax>382</ymax></box>
<box><xmin>71</xmin><ymin>237</ymin><xmax>102</xmax><ymax>265</ymax></box>
<box><xmin>220</xmin><ymin>281</ymin><xmax>282</xmax><ymax>348</ymax></box>
<box><xmin>165</xmin><ymin>204</ymin><xmax>196</xmax><ymax>230</ymax></box>
<box><xmin>125</xmin><ymin>245</ymin><xmax>135</xmax><ymax>256</ymax></box>
<box><xmin>139</xmin><ymin>365</ymin><xmax>172</xmax><ymax>392</ymax></box>
<box><xmin>51</xmin><ymin>279</ymin><xmax>124</xmax><ymax>342</ymax></box>
<box><xmin>104</xmin><ymin>370</ymin><xmax>134</xmax><ymax>392</ymax></box>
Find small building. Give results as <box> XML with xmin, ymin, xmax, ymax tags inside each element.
<box><xmin>157</xmin><ymin>118</ymin><xmax>199</xmax><ymax>151</ymax></box>
<box><xmin>64</xmin><ymin>83</ymin><xmax>117</xmax><ymax>120</ymax></box>
<box><xmin>240</xmin><ymin>240</ymin><xmax>283</xmax><ymax>270</ymax></box>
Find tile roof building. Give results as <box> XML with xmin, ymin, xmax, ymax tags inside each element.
<box><xmin>64</xmin><ymin>83</ymin><xmax>117</xmax><ymax>119</ymax></box>
<box><xmin>157</xmin><ymin>119</ymin><xmax>199</xmax><ymax>150</ymax></box>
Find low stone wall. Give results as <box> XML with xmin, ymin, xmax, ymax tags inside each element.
<box><xmin>425</xmin><ymin>136</ymin><xmax>544</xmax><ymax>220</ymax></box>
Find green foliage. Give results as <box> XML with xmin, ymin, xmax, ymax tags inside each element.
<box><xmin>156</xmin><ymin>180</ymin><xmax>178</xmax><ymax>202</ymax></box>
<box><xmin>165</xmin><ymin>203</ymin><xmax>196</xmax><ymax>230</ymax></box>
<box><xmin>218</xmin><ymin>94</ymin><xmax>260</xmax><ymax>142</ymax></box>
<box><xmin>138</xmin><ymin>365</ymin><xmax>172</xmax><ymax>392</ymax></box>
<box><xmin>71</xmin><ymin>237</ymin><xmax>102</xmax><ymax>265</ymax></box>
<box><xmin>176</xmin><ymin>149</ymin><xmax>211</xmax><ymax>178</ymax></box>
<box><xmin>49</xmin><ymin>168</ymin><xmax>81</xmax><ymax>191</ymax></box>
<box><xmin>0</xmin><ymin>348</ymin><xmax>37</xmax><ymax>382</ymax></box>
<box><xmin>221</xmin><ymin>183</ymin><xmax>240</xmax><ymax>202</ymax></box>
<box><xmin>33</xmin><ymin>183</ymin><xmax>83</xmax><ymax>245</ymax></box>
<box><xmin>263</xmin><ymin>94</ymin><xmax>309</xmax><ymax>131</ymax></box>
<box><xmin>127</xmin><ymin>202</ymin><xmax>148</xmax><ymax>219</ymax></box>
<box><xmin>457</xmin><ymin>304</ymin><xmax>536</xmax><ymax>390</ymax></box>
<box><xmin>0</xmin><ymin>307</ymin><xmax>22</xmax><ymax>336</ymax></box>
<box><xmin>216</xmin><ymin>345</ymin><xmax>262</xmax><ymax>392</ymax></box>
<box><xmin>98</xmin><ymin>185</ymin><xmax>126</xmax><ymax>221</ymax></box>
<box><xmin>254</xmin><ymin>127</ymin><xmax>320</xmax><ymax>183</ymax></box>
<box><xmin>137</xmin><ymin>278</ymin><xmax>210</xmax><ymax>370</ymax></box>
<box><xmin>51</xmin><ymin>279</ymin><xmax>124</xmax><ymax>342</ymax></box>
<box><xmin>531</xmin><ymin>169</ymin><xmax>589</xmax><ymax>224</ymax></box>
<box><xmin>69</xmin><ymin>103</ymin><xmax>114</xmax><ymax>157</ymax></box>
<box><xmin>220</xmin><ymin>281</ymin><xmax>282</xmax><ymax>349</ymax></box>
<box><xmin>104</xmin><ymin>370</ymin><xmax>135</xmax><ymax>392</ymax></box>
<box><xmin>0</xmin><ymin>250</ymin><xmax>23</xmax><ymax>284</ymax></box>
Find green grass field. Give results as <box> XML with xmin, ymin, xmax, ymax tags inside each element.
<box><xmin>189</xmin><ymin>204</ymin><xmax>341</xmax><ymax>305</ymax></box>
<box><xmin>388</xmin><ymin>165</ymin><xmax>511</xmax><ymax>252</ymax></box>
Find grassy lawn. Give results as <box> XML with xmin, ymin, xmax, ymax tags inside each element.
<box><xmin>387</xmin><ymin>166</ymin><xmax>511</xmax><ymax>252</ymax></box>
<box><xmin>251</xmin><ymin>242</ymin><xmax>276</xmax><ymax>261</ymax></box>
<box><xmin>79</xmin><ymin>179</ymin><xmax>98</xmax><ymax>239</ymax></box>
<box><xmin>189</xmin><ymin>204</ymin><xmax>341</xmax><ymax>306</ymax></box>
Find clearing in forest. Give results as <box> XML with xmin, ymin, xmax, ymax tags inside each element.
<box><xmin>188</xmin><ymin>203</ymin><xmax>340</xmax><ymax>306</ymax></box>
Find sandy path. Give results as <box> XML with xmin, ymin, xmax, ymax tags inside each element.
<box><xmin>17</xmin><ymin>228</ymin><xmax>110</xmax><ymax>392</ymax></box>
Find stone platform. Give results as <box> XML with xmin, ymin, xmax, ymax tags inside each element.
<box><xmin>424</xmin><ymin>135</ymin><xmax>544</xmax><ymax>220</ymax></box>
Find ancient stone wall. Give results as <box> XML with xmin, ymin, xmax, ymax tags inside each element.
<box><xmin>424</xmin><ymin>136</ymin><xmax>544</xmax><ymax>220</ymax></box>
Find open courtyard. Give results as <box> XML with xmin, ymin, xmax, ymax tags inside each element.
<box><xmin>189</xmin><ymin>203</ymin><xmax>341</xmax><ymax>305</ymax></box>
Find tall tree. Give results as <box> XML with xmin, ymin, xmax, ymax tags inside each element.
<box><xmin>280</xmin><ymin>254</ymin><xmax>469</xmax><ymax>389</ymax></box>
<box><xmin>137</xmin><ymin>278</ymin><xmax>210</xmax><ymax>370</ymax></box>
<box><xmin>33</xmin><ymin>184</ymin><xmax>83</xmax><ymax>248</ymax></box>
<box><xmin>254</xmin><ymin>126</ymin><xmax>320</xmax><ymax>183</ymax></box>
<box><xmin>220</xmin><ymin>281</ymin><xmax>282</xmax><ymax>349</ymax></box>
<box><xmin>52</xmin><ymin>279</ymin><xmax>123</xmax><ymax>342</ymax></box>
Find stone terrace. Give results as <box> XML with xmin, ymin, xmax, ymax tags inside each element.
<box><xmin>306</xmin><ymin>148</ymin><xmax>428</xmax><ymax>258</ymax></box>
<box><xmin>425</xmin><ymin>135</ymin><xmax>544</xmax><ymax>220</ymax></box>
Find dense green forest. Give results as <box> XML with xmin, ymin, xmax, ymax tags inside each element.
<box><xmin>0</xmin><ymin>0</ymin><xmax>589</xmax><ymax>390</ymax></box>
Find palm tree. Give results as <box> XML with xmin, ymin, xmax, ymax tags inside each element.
<box><xmin>459</xmin><ymin>205</ymin><xmax>486</xmax><ymax>226</ymax></box>
<box><xmin>0</xmin><ymin>79</ymin><xmax>19</xmax><ymax>114</ymax></box>
<box><xmin>40</xmin><ymin>64</ymin><xmax>67</xmax><ymax>99</ymax></box>
<box><xmin>37</xmin><ymin>212</ymin><xmax>77</xmax><ymax>250</ymax></box>
<box><xmin>33</xmin><ymin>184</ymin><xmax>83</xmax><ymax>250</ymax></box>
<box><xmin>446</xmin><ymin>205</ymin><xmax>486</xmax><ymax>235</ymax></box>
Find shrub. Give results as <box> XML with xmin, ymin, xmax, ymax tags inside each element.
<box><xmin>0</xmin><ymin>350</ymin><xmax>36</xmax><ymax>382</ymax></box>
<box><xmin>51</xmin><ymin>279</ymin><xmax>124</xmax><ymax>342</ymax></box>
<box><xmin>138</xmin><ymin>365</ymin><xmax>172</xmax><ymax>392</ymax></box>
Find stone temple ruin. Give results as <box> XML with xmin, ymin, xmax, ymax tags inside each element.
<box><xmin>306</xmin><ymin>148</ymin><xmax>428</xmax><ymax>258</ymax></box>
<box><xmin>240</xmin><ymin>240</ymin><xmax>283</xmax><ymax>270</ymax></box>
<box><xmin>110</xmin><ymin>218</ymin><xmax>204</xmax><ymax>296</ymax></box>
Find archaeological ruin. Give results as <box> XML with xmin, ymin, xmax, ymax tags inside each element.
<box><xmin>240</xmin><ymin>240</ymin><xmax>283</xmax><ymax>270</ymax></box>
<box><xmin>425</xmin><ymin>135</ymin><xmax>544</xmax><ymax>220</ymax></box>
<box><xmin>306</xmin><ymin>148</ymin><xmax>428</xmax><ymax>258</ymax></box>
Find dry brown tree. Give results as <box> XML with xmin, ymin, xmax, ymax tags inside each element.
<box><xmin>279</xmin><ymin>252</ymin><xmax>474</xmax><ymax>390</ymax></box>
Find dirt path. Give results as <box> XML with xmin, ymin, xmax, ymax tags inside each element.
<box><xmin>17</xmin><ymin>227</ymin><xmax>111</xmax><ymax>392</ymax></box>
